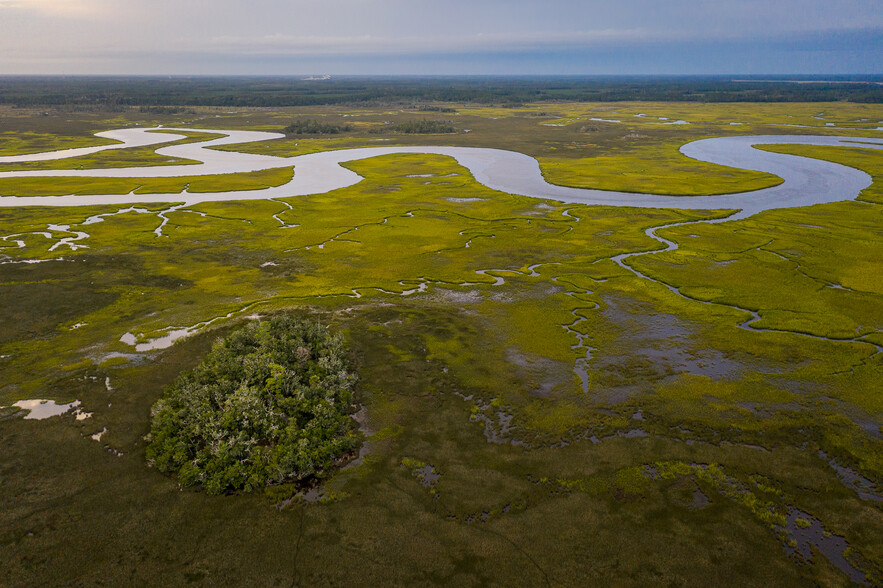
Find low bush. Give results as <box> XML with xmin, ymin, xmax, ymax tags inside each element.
<box><xmin>390</xmin><ymin>119</ymin><xmax>457</xmax><ymax>134</ymax></box>
<box><xmin>283</xmin><ymin>119</ymin><xmax>352</xmax><ymax>134</ymax></box>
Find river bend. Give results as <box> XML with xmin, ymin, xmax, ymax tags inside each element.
<box><xmin>0</xmin><ymin>127</ymin><xmax>881</xmax><ymax>218</ymax></box>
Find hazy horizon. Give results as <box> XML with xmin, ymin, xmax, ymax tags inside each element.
<box><xmin>1</xmin><ymin>0</ymin><xmax>880</xmax><ymax>75</ymax></box>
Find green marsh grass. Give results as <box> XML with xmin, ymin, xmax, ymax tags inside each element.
<box><xmin>1</xmin><ymin>102</ymin><xmax>882</xmax><ymax>586</ymax></box>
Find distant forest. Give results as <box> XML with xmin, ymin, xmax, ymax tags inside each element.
<box><xmin>0</xmin><ymin>75</ymin><xmax>881</xmax><ymax>107</ymax></box>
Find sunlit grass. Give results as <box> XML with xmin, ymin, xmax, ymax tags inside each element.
<box><xmin>1</xmin><ymin>101</ymin><xmax>882</xmax><ymax>586</ymax></box>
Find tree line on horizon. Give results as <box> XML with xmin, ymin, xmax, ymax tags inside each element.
<box><xmin>0</xmin><ymin>76</ymin><xmax>881</xmax><ymax>108</ymax></box>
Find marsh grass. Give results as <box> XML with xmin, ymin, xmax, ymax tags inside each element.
<box><xmin>0</xmin><ymin>130</ymin><xmax>116</xmax><ymax>156</ymax></box>
<box><xmin>0</xmin><ymin>130</ymin><xmax>224</xmax><ymax>172</ymax></box>
<box><xmin>0</xmin><ymin>166</ymin><xmax>293</xmax><ymax>197</ymax></box>
<box><xmin>1</xmin><ymin>101</ymin><xmax>882</xmax><ymax>586</ymax></box>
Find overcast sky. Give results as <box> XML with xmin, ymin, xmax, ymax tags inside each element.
<box><xmin>0</xmin><ymin>0</ymin><xmax>880</xmax><ymax>75</ymax></box>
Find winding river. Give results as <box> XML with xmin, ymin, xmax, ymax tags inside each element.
<box><xmin>1</xmin><ymin>127</ymin><xmax>881</xmax><ymax>219</ymax></box>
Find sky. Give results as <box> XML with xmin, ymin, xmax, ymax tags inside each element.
<box><xmin>0</xmin><ymin>0</ymin><xmax>880</xmax><ymax>75</ymax></box>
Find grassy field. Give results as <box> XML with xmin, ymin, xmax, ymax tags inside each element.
<box><xmin>0</xmin><ymin>165</ymin><xmax>294</xmax><ymax>197</ymax></box>
<box><xmin>1</xmin><ymin>102</ymin><xmax>882</xmax><ymax>586</ymax></box>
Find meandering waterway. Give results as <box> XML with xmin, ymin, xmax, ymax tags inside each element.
<box><xmin>1</xmin><ymin>127</ymin><xmax>881</xmax><ymax>219</ymax></box>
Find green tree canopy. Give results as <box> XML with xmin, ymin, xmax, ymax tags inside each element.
<box><xmin>390</xmin><ymin>119</ymin><xmax>457</xmax><ymax>134</ymax></box>
<box><xmin>145</xmin><ymin>315</ymin><xmax>360</xmax><ymax>495</ymax></box>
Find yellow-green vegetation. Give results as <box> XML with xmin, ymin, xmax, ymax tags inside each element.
<box><xmin>538</xmin><ymin>146</ymin><xmax>782</xmax><ymax>195</ymax></box>
<box><xmin>0</xmin><ymin>165</ymin><xmax>293</xmax><ymax>196</ymax></box>
<box><xmin>0</xmin><ymin>130</ymin><xmax>223</xmax><ymax>172</ymax></box>
<box><xmin>1</xmin><ymin>102</ymin><xmax>882</xmax><ymax>586</ymax></box>
<box><xmin>205</xmin><ymin>101</ymin><xmax>883</xmax><ymax>198</ymax></box>
<box><xmin>0</xmin><ymin>130</ymin><xmax>116</xmax><ymax>156</ymax></box>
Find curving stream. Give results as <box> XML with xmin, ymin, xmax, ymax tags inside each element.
<box><xmin>0</xmin><ymin>127</ymin><xmax>881</xmax><ymax>219</ymax></box>
<box><xmin>3</xmin><ymin>127</ymin><xmax>881</xmax><ymax>357</ymax></box>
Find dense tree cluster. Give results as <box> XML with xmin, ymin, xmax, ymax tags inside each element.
<box><xmin>138</xmin><ymin>105</ymin><xmax>195</xmax><ymax>115</ymax></box>
<box><xmin>417</xmin><ymin>105</ymin><xmax>457</xmax><ymax>113</ymax></box>
<box><xmin>145</xmin><ymin>315</ymin><xmax>360</xmax><ymax>495</ymax></box>
<box><xmin>389</xmin><ymin>119</ymin><xmax>457</xmax><ymax>134</ymax></box>
<box><xmin>283</xmin><ymin>119</ymin><xmax>352</xmax><ymax>135</ymax></box>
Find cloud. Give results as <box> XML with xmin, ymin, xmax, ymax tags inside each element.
<box><xmin>0</xmin><ymin>0</ymin><xmax>103</xmax><ymax>16</ymax></box>
<box><xmin>193</xmin><ymin>29</ymin><xmax>680</xmax><ymax>57</ymax></box>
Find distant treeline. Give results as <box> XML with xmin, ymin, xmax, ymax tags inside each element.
<box><xmin>0</xmin><ymin>75</ymin><xmax>881</xmax><ymax>107</ymax></box>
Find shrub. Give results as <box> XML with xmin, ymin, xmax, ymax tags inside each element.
<box><xmin>283</xmin><ymin>119</ymin><xmax>352</xmax><ymax>135</ymax></box>
<box><xmin>390</xmin><ymin>119</ymin><xmax>457</xmax><ymax>134</ymax></box>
